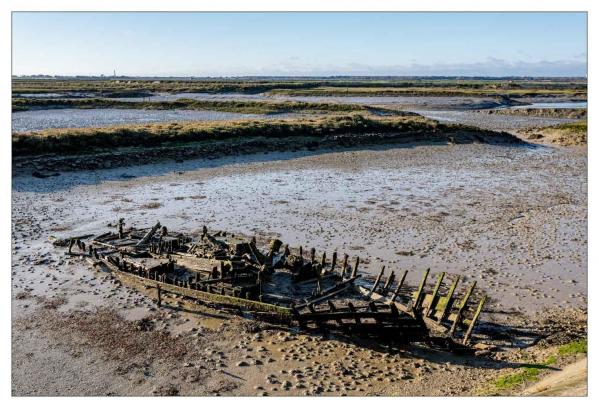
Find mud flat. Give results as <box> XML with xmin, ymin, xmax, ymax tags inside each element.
<box><xmin>12</xmin><ymin>141</ymin><xmax>587</xmax><ymax>395</ymax></box>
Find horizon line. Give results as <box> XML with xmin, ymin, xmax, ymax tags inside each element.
<box><xmin>12</xmin><ymin>74</ymin><xmax>589</xmax><ymax>80</ymax></box>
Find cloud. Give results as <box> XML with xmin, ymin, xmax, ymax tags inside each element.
<box><xmin>193</xmin><ymin>58</ymin><xmax>587</xmax><ymax>77</ymax></box>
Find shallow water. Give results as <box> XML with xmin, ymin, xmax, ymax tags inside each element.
<box><xmin>12</xmin><ymin>108</ymin><xmax>292</xmax><ymax>132</ymax></box>
<box><xmin>114</xmin><ymin>92</ymin><xmax>271</xmax><ymax>102</ymax></box>
<box><xmin>515</xmin><ymin>101</ymin><xmax>588</xmax><ymax>109</ymax></box>
<box><xmin>412</xmin><ymin>110</ymin><xmax>576</xmax><ymax>130</ymax></box>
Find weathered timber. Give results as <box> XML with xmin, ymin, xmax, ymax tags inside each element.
<box><xmin>297</xmin><ymin>276</ymin><xmax>361</xmax><ymax>308</ymax></box>
<box><xmin>136</xmin><ymin>222</ymin><xmax>161</xmax><ymax>247</ymax></box>
<box><xmin>382</xmin><ymin>270</ymin><xmax>395</xmax><ymax>293</ymax></box>
<box><xmin>367</xmin><ymin>266</ymin><xmax>386</xmax><ymax>297</ymax></box>
<box><xmin>341</xmin><ymin>254</ymin><xmax>349</xmax><ymax>278</ymax></box>
<box><xmin>391</xmin><ymin>270</ymin><xmax>408</xmax><ymax>302</ymax></box>
<box><xmin>437</xmin><ymin>276</ymin><xmax>460</xmax><ymax>322</ymax></box>
<box><xmin>50</xmin><ymin>234</ymin><xmax>94</xmax><ymax>247</ymax></box>
<box><xmin>330</xmin><ymin>252</ymin><xmax>337</xmax><ymax>273</ymax></box>
<box><xmin>80</xmin><ymin>220</ymin><xmax>487</xmax><ymax>346</ymax></box>
<box><xmin>449</xmin><ymin>281</ymin><xmax>477</xmax><ymax>337</ymax></box>
<box><xmin>351</xmin><ymin>256</ymin><xmax>360</xmax><ymax>279</ymax></box>
<box><xmin>412</xmin><ymin>268</ymin><xmax>430</xmax><ymax>311</ymax></box>
<box><xmin>462</xmin><ymin>295</ymin><xmax>487</xmax><ymax>344</ymax></box>
<box><xmin>99</xmin><ymin>259</ymin><xmax>291</xmax><ymax>316</ymax></box>
<box><xmin>426</xmin><ymin>272</ymin><xmax>446</xmax><ymax>317</ymax></box>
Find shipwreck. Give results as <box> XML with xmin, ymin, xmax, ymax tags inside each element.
<box><xmin>53</xmin><ymin>219</ymin><xmax>487</xmax><ymax>349</ymax></box>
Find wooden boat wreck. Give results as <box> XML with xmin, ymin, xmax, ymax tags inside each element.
<box><xmin>53</xmin><ymin>219</ymin><xmax>487</xmax><ymax>348</ymax></box>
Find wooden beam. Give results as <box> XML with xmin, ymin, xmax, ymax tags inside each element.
<box><xmin>426</xmin><ymin>272</ymin><xmax>446</xmax><ymax>317</ymax></box>
<box><xmin>462</xmin><ymin>295</ymin><xmax>486</xmax><ymax>345</ymax></box>
<box><xmin>103</xmin><ymin>261</ymin><xmax>291</xmax><ymax>316</ymax></box>
<box><xmin>449</xmin><ymin>281</ymin><xmax>477</xmax><ymax>337</ymax></box>
<box><xmin>330</xmin><ymin>252</ymin><xmax>337</xmax><ymax>274</ymax></box>
<box><xmin>347</xmin><ymin>302</ymin><xmax>361</xmax><ymax>324</ymax></box>
<box><xmin>437</xmin><ymin>276</ymin><xmax>460</xmax><ymax>322</ymax></box>
<box><xmin>367</xmin><ymin>265</ymin><xmax>386</xmax><ymax>297</ymax></box>
<box><xmin>382</xmin><ymin>270</ymin><xmax>396</xmax><ymax>293</ymax></box>
<box><xmin>297</xmin><ymin>276</ymin><xmax>361</xmax><ymax>309</ymax></box>
<box><xmin>412</xmin><ymin>268</ymin><xmax>430</xmax><ymax>311</ymax></box>
<box><xmin>351</xmin><ymin>257</ymin><xmax>360</xmax><ymax>279</ymax></box>
<box><xmin>391</xmin><ymin>270</ymin><xmax>408</xmax><ymax>302</ymax></box>
<box><xmin>136</xmin><ymin>222</ymin><xmax>161</xmax><ymax>247</ymax></box>
<box><xmin>341</xmin><ymin>254</ymin><xmax>349</xmax><ymax>278</ymax></box>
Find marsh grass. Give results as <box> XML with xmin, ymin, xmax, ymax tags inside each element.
<box><xmin>552</xmin><ymin>120</ymin><xmax>588</xmax><ymax>134</ymax></box>
<box><xmin>12</xmin><ymin>97</ymin><xmax>396</xmax><ymax>115</ymax></box>
<box><xmin>493</xmin><ymin>338</ymin><xmax>587</xmax><ymax>391</ymax></box>
<box><xmin>494</xmin><ymin>359</ymin><xmax>558</xmax><ymax>390</ymax></box>
<box><xmin>558</xmin><ymin>338</ymin><xmax>587</xmax><ymax>356</ymax></box>
<box><xmin>12</xmin><ymin>113</ymin><xmax>437</xmax><ymax>156</ymax></box>
<box><xmin>12</xmin><ymin>78</ymin><xmax>587</xmax><ymax>96</ymax></box>
<box><xmin>268</xmin><ymin>86</ymin><xmax>587</xmax><ymax>98</ymax></box>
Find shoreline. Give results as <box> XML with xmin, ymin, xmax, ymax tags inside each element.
<box><xmin>13</xmin><ymin>127</ymin><xmax>525</xmax><ymax>176</ymax></box>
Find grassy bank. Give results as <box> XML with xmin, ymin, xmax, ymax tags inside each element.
<box><xmin>12</xmin><ymin>114</ymin><xmax>436</xmax><ymax>156</ymax></box>
<box><xmin>477</xmin><ymin>108</ymin><xmax>587</xmax><ymax>119</ymax></box>
<box><xmin>12</xmin><ymin>97</ymin><xmax>401</xmax><ymax>115</ymax></box>
<box><xmin>267</xmin><ymin>86</ymin><xmax>587</xmax><ymax>99</ymax></box>
<box><xmin>492</xmin><ymin>338</ymin><xmax>587</xmax><ymax>393</ymax></box>
<box><xmin>519</xmin><ymin>120</ymin><xmax>587</xmax><ymax>147</ymax></box>
<box><xmin>12</xmin><ymin>113</ymin><xmax>522</xmax><ymax>158</ymax></box>
<box><xmin>551</xmin><ymin>121</ymin><xmax>588</xmax><ymax>134</ymax></box>
<box><xmin>12</xmin><ymin>78</ymin><xmax>587</xmax><ymax>97</ymax></box>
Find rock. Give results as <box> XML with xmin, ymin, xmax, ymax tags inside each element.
<box><xmin>236</xmin><ymin>361</ymin><xmax>249</xmax><ymax>367</ymax></box>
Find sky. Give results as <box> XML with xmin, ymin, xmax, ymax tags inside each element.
<box><xmin>12</xmin><ymin>12</ymin><xmax>587</xmax><ymax>77</ymax></box>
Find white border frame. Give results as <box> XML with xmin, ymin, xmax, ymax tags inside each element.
<box><xmin>1</xmin><ymin>1</ymin><xmax>594</xmax><ymax>407</ymax></box>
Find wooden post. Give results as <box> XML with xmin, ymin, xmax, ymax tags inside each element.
<box><xmin>391</xmin><ymin>270</ymin><xmax>408</xmax><ymax>302</ymax></box>
<box><xmin>299</xmin><ymin>246</ymin><xmax>303</xmax><ymax>260</ymax></box>
<box><xmin>310</xmin><ymin>248</ymin><xmax>316</xmax><ymax>263</ymax></box>
<box><xmin>118</xmin><ymin>218</ymin><xmax>125</xmax><ymax>239</ymax></box>
<box><xmin>426</xmin><ymin>272</ymin><xmax>446</xmax><ymax>317</ymax></box>
<box><xmin>331</xmin><ymin>252</ymin><xmax>337</xmax><ymax>273</ymax></box>
<box><xmin>156</xmin><ymin>285</ymin><xmax>162</xmax><ymax>308</ymax></box>
<box><xmin>449</xmin><ymin>281</ymin><xmax>477</xmax><ymax>337</ymax></box>
<box><xmin>341</xmin><ymin>254</ymin><xmax>349</xmax><ymax>278</ymax></box>
<box><xmin>320</xmin><ymin>251</ymin><xmax>326</xmax><ymax>268</ymax></box>
<box><xmin>412</xmin><ymin>268</ymin><xmax>430</xmax><ymax>311</ymax></box>
<box><xmin>348</xmin><ymin>302</ymin><xmax>360</xmax><ymax>324</ymax></box>
<box><xmin>389</xmin><ymin>302</ymin><xmax>400</xmax><ymax>317</ymax></box>
<box><xmin>367</xmin><ymin>266</ymin><xmax>385</xmax><ymax>297</ymax></box>
<box><xmin>382</xmin><ymin>270</ymin><xmax>395</xmax><ymax>293</ymax></box>
<box><xmin>327</xmin><ymin>300</ymin><xmax>343</xmax><ymax>325</ymax></box>
<box><xmin>462</xmin><ymin>295</ymin><xmax>486</xmax><ymax>345</ymax></box>
<box><xmin>136</xmin><ymin>221</ymin><xmax>161</xmax><ymax>247</ymax></box>
<box><xmin>438</xmin><ymin>276</ymin><xmax>460</xmax><ymax>322</ymax></box>
<box><xmin>351</xmin><ymin>256</ymin><xmax>360</xmax><ymax>279</ymax></box>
